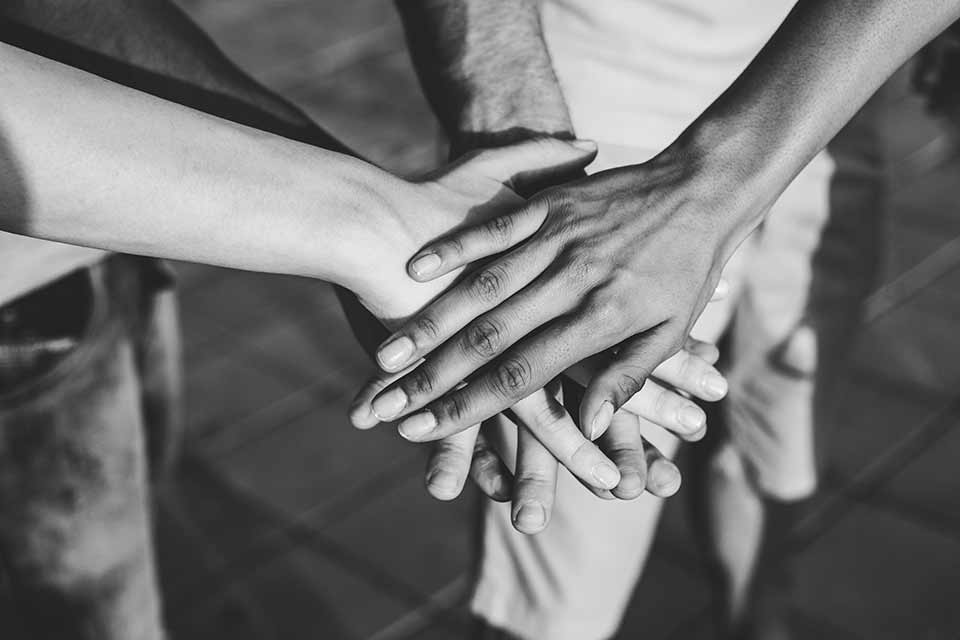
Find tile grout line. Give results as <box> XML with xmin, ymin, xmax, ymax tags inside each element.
<box><xmin>365</xmin><ymin>575</ymin><xmax>471</xmax><ymax>640</ymax></box>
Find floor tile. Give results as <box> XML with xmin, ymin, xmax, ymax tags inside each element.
<box><xmin>175</xmin><ymin>547</ymin><xmax>409</xmax><ymax>640</ymax></box>
<box><xmin>871</xmin><ymin>419</ymin><xmax>960</xmax><ymax>533</ymax></box>
<box><xmin>211</xmin><ymin>396</ymin><xmax>423</xmax><ymax>518</ymax></box>
<box><xmin>792</xmin><ymin>502</ymin><xmax>960</xmax><ymax>640</ymax></box>
<box><xmin>316</xmin><ymin>473</ymin><xmax>477</xmax><ymax>600</ymax></box>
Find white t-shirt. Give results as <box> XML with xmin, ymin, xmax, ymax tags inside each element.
<box><xmin>541</xmin><ymin>0</ymin><xmax>798</xmax><ymax>158</ymax></box>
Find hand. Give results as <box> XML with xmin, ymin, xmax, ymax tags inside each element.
<box><xmin>420</xmin><ymin>336</ymin><xmax>726</xmax><ymax>534</ymax></box>
<box><xmin>350</xmin><ymin>139</ymin><xmax>629</xmax><ymax>500</ymax></box>
<box><xmin>363</xmin><ymin>152</ymin><xmax>745</xmax><ymax>443</ymax></box>
<box><xmin>353</xmin><ymin>334</ymin><xmax>726</xmax><ymax>531</ymax></box>
<box><xmin>346</xmin><ymin>140</ymin><xmax>729</xmax><ymax>521</ymax></box>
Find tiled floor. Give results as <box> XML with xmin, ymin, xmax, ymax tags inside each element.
<box><xmin>9</xmin><ymin>1</ymin><xmax>960</xmax><ymax>639</ymax></box>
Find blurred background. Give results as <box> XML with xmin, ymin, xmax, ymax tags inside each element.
<box><xmin>5</xmin><ymin>1</ymin><xmax>960</xmax><ymax>639</ymax></box>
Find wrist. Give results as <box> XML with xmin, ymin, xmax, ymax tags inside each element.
<box><xmin>659</xmin><ymin>117</ymin><xmax>795</xmax><ymax>258</ymax></box>
<box><xmin>241</xmin><ymin>138</ymin><xmax>411</xmax><ymax>294</ymax></box>
<box><xmin>452</xmin><ymin>97</ymin><xmax>575</xmax><ymax>155</ymax></box>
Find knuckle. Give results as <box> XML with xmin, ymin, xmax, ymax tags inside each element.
<box><xmin>652</xmin><ymin>386</ymin><xmax>672</xmax><ymax>418</ymax></box>
<box><xmin>529</xmin><ymin>400</ymin><xmax>568</xmax><ymax>434</ymax></box>
<box><xmin>434</xmin><ymin>440</ymin><xmax>465</xmax><ymax>461</ymax></box>
<box><xmin>583</xmin><ymin>294</ymin><xmax>630</xmax><ymax>337</ymax></box>
<box><xmin>414</xmin><ymin>315</ymin><xmax>441</xmax><ymax>342</ymax></box>
<box><xmin>491</xmin><ymin>355</ymin><xmax>533</xmax><ymax>399</ymax></box>
<box><xmin>558</xmin><ymin>246</ymin><xmax>599</xmax><ymax>287</ymax></box>
<box><xmin>439</xmin><ymin>393</ymin><xmax>471</xmax><ymax>424</ymax></box>
<box><xmin>470</xmin><ymin>450</ymin><xmax>500</xmax><ymax>476</ymax></box>
<box><xmin>470</xmin><ymin>266</ymin><xmax>507</xmax><ymax>303</ymax></box>
<box><xmin>442</xmin><ymin>235</ymin><xmax>464</xmax><ymax>258</ymax></box>
<box><xmin>568</xmin><ymin>439</ymin><xmax>598</xmax><ymax>465</ymax></box>
<box><xmin>616</xmin><ymin>371</ymin><xmax>647</xmax><ymax>400</ymax></box>
<box><xmin>676</xmin><ymin>350</ymin><xmax>702</xmax><ymax>385</ymax></box>
<box><xmin>484</xmin><ymin>215</ymin><xmax>514</xmax><ymax>244</ymax></box>
<box><xmin>605</xmin><ymin>444</ymin><xmax>641</xmax><ymax>462</ymax></box>
<box><xmin>404</xmin><ymin>366</ymin><xmax>436</xmax><ymax>397</ymax></box>
<box><xmin>515</xmin><ymin>470</ymin><xmax>552</xmax><ymax>489</ymax></box>
<box><xmin>463</xmin><ymin>318</ymin><xmax>504</xmax><ymax>359</ymax></box>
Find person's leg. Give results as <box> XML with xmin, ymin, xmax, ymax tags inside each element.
<box><xmin>702</xmin><ymin>150</ymin><xmax>835</xmax><ymax>637</ymax></box>
<box><xmin>0</xmin><ymin>260</ymin><xmax>166</xmax><ymax>640</ymax></box>
<box><xmin>469</xmin><ymin>140</ymin><xmax>750</xmax><ymax>640</ymax></box>
<box><xmin>471</xmin><ymin>415</ymin><xmax>680</xmax><ymax>640</ymax></box>
<box><xmin>702</xmin><ymin>94</ymin><xmax>885</xmax><ymax>637</ymax></box>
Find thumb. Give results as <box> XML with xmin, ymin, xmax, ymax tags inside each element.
<box><xmin>467</xmin><ymin>137</ymin><xmax>597</xmax><ymax>192</ymax></box>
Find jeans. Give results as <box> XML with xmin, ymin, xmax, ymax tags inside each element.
<box><xmin>0</xmin><ymin>255</ymin><xmax>181</xmax><ymax>640</ymax></box>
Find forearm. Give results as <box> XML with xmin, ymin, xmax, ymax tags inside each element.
<box><xmin>397</xmin><ymin>0</ymin><xmax>574</xmax><ymax>150</ymax></box>
<box><xmin>0</xmin><ymin>43</ymin><xmax>405</xmax><ymax>296</ymax></box>
<box><xmin>674</xmin><ymin>0</ymin><xmax>960</xmax><ymax>249</ymax></box>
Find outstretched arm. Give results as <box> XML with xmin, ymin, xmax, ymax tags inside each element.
<box><xmin>369</xmin><ymin>0</ymin><xmax>960</xmax><ymax>440</ymax></box>
<box><xmin>0</xmin><ymin>41</ymin><xmax>403</xmax><ymax>298</ymax></box>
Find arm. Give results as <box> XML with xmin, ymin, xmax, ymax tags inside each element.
<box><xmin>0</xmin><ymin>41</ymin><xmax>412</xmax><ymax>300</ymax></box>
<box><xmin>366</xmin><ymin>0</ymin><xmax>960</xmax><ymax>440</ymax></box>
<box><xmin>397</xmin><ymin>0</ymin><xmax>574</xmax><ymax>151</ymax></box>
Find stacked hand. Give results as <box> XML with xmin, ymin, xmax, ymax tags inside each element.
<box><xmin>349</xmin><ymin>140</ymin><xmax>729</xmax><ymax>533</ymax></box>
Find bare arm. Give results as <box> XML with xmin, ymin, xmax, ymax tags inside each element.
<box><xmin>0</xmin><ymin>42</ymin><xmax>406</xmax><ymax>297</ymax></box>
<box><xmin>397</xmin><ymin>0</ymin><xmax>574</xmax><ymax>151</ymax></box>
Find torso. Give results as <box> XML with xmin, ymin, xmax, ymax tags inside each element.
<box><xmin>541</xmin><ymin>0</ymin><xmax>799</xmax><ymax>157</ymax></box>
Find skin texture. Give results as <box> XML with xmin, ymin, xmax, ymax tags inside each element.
<box><xmin>371</xmin><ymin>0</ymin><xmax>960</xmax><ymax>443</ymax></box>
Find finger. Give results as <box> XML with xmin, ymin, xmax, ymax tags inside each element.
<box><xmin>468</xmin><ymin>425</ymin><xmax>513</xmax><ymax>502</ymax></box>
<box><xmin>619</xmin><ymin>379</ymin><xmax>708</xmax><ymax>442</ymax></box>
<box><xmin>711</xmin><ymin>278</ymin><xmax>730</xmax><ymax>302</ymax></box>
<box><xmin>564</xmin><ymin>338</ymin><xmax>725</xmax><ymax>406</ymax></box>
<box><xmin>350</xmin><ymin>361</ymin><xmax>421</xmax><ymax>428</ymax></box>
<box><xmin>510</xmin><ymin>388</ymin><xmax>620</xmax><ymax>491</ymax></box>
<box><xmin>463</xmin><ymin>137</ymin><xmax>598</xmax><ymax>193</ymax></box>
<box><xmin>580</xmin><ymin>324</ymin><xmax>680</xmax><ymax>440</ymax></box>
<box><xmin>649</xmin><ymin>343</ymin><xmax>728</xmax><ymax>402</ymax></box>
<box><xmin>599</xmin><ymin>411</ymin><xmax>648</xmax><ymax>500</ymax></box>
<box><xmin>376</xmin><ymin>243</ymin><xmax>555</xmax><ymax>373</ymax></box>
<box><xmin>407</xmin><ymin>199</ymin><xmax>550</xmax><ymax>282</ymax></box>
<box><xmin>395</xmin><ymin>314</ymin><xmax>607</xmax><ymax>442</ymax></box>
<box><xmin>425</xmin><ymin>425</ymin><xmax>481</xmax><ymax>501</ymax></box>
<box><xmin>371</xmin><ymin>274</ymin><xmax>576</xmax><ymax>422</ymax></box>
<box><xmin>684</xmin><ymin>336</ymin><xmax>720</xmax><ymax>365</ymax></box>
<box><xmin>644</xmin><ymin>440</ymin><xmax>683</xmax><ymax>498</ymax></box>
<box><xmin>511</xmin><ymin>427</ymin><xmax>559</xmax><ymax>534</ymax></box>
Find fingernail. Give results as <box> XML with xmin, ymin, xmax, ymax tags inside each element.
<box><xmin>371</xmin><ymin>388</ymin><xmax>408</xmax><ymax>420</ymax></box>
<box><xmin>702</xmin><ymin>372</ymin><xmax>728</xmax><ymax>399</ymax></box>
<box><xmin>410</xmin><ymin>253</ymin><xmax>441</xmax><ymax>278</ymax></box>
<box><xmin>514</xmin><ymin>502</ymin><xmax>546</xmax><ymax>530</ymax></box>
<box><xmin>377</xmin><ymin>336</ymin><xmax>414</xmax><ymax>370</ymax></box>
<box><xmin>572</xmin><ymin>139</ymin><xmax>597</xmax><ymax>152</ymax></box>
<box><xmin>652</xmin><ymin>463</ymin><xmax>682</xmax><ymax>495</ymax></box>
<box><xmin>349</xmin><ymin>401</ymin><xmax>376</xmax><ymax>428</ymax></box>
<box><xmin>678</xmin><ymin>404</ymin><xmax>706</xmax><ymax>431</ymax></box>
<box><xmin>590</xmin><ymin>401</ymin><xmax>614</xmax><ymax>439</ymax></box>
<box><xmin>398</xmin><ymin>411</ymin><xmax>438</xmax><ymax>441</ymax></box>
<box><xmin>426</xmin><ymin>469</ymin><xmax>458</xmax><ymax>500</ymax></box>
<box><xmin>591</xmin><ymin>462</ymin><xmax>620</xmax><ymax>489</ymax></box>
